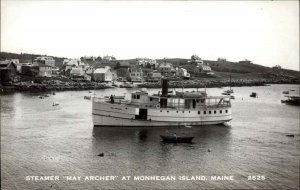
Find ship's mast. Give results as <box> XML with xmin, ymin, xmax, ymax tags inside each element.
<box><xmin>230</xmin><ymin>75</ymin><xmax>231</xmax><ymax>91</ymax></box>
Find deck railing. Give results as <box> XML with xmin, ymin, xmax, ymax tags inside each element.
<box><xmin>93</xmin><ymin>97</ymin><xmax>231</xmax><ymax>109</ymax></box>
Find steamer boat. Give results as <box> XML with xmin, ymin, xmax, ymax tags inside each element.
<box><xmin>92</xmin><ymin>79</ymin><xmax>232</xmax><ymax>127</ymax></box>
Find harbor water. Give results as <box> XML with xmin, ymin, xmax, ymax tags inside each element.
<box><xmin>1</xmin><ymin>84</ymin><xmax>299</xmax><ymax>189</ymax></box>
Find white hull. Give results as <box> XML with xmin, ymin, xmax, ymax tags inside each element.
<box><xmin>92</xmin><ymin>101</ymin><xmax>232</xmax><ymax>127</ymax></box>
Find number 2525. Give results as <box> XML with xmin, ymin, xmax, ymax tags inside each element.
<box><xmin>248</xmin><ymin>176</ymin><xmax>265</xmax><ymax>180</ymax></box>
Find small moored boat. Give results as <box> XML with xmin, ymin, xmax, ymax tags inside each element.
<box><xmin>282</xmin><ymin>91</ymin><xmax>289</xmax><ymax>94</ymax></box>
<box><xmin>250</xmin><ymin>92</ymin><xmax>257</xmax><ymax>98</ymax></box>
<box><xmin>160</xmin><ymin>135</ymin><xmax>194</xmax><ymax>143</ymax></box>
<box><xmin>52</xmin><ymin>102</ymin><xmax>59</xmax><ymax>106</ymax></box>
<box><xmin>84</xmin><ymin>96</ymin><xmax>91</xmax><ymax>100</ymax></box>
<box><xmin>222</xmin><ymin>92</ymin><xmax>231</xmax><ymax>95</ymax></box>
<box><xmin>281</xmin><ymin>95</ymin><xmax>300</xmax><ymax>106</ymax></box>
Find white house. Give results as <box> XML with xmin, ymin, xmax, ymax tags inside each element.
<box><xmin>33</xmin><ymin>56</ymin><xmax>55</xmax><ymax>67</ymax></box>
<box><xmin>157</xmin><ymin>63</ymin><xmax>174</xmax><ymax>76</ymax></box>
<box><xmin>102</xmin><ymin>55</ymin><xmax>116</xmax><ymax>62</ymax></box>
<box><xmin>63</xmin><ymin>59</ymin><xmax>71</xmax><ymax>65</ymax></box>
<box><xmin>84</xmin><ymin>66</ymin><xmax>95</xmax><ymax>75</ymax></box>
<box><xmin>126</xmin><ymin>67</ymin><xmax>144</xmax><ymax>82</ymax></box>
<box><xmin>137</xmin><ymin>58</ymin><xmax>158</xmax><ymax>68</ymax></box>
<box><xmin>188</xmin><ymin>55</ymin><xmax>204</xmax><ymax>66</ymax></box>
<box><xmin>93</xmin><ymin>66</ymin><xmax>112</xmax><ymax>82</ymax></box>
<box><xmin>176</xmin><ymin>68</ymin><xmax>190</xmax><ymax>78</ymax></box>
<box><xmin>4</xmin><ymin>59</ymin><xmax>20</xmax><ymax>64</ymax></box>
<box><xmin>197</xmin><ymin>65</ymin><xmax>213</xmax><ymax>74</ymax></box>
<box><xmin>35</xmin><ymin>63</ymin><xmax>52</xmax><ymax>77</ymax></box>
<box><xmin>63</xmin><ymin>59</ymin><xmax>86</xmax><ymax>75</ymax></box>
<box><xmin>64</xmin><ymin>59</ymin><xmax>85</xmax><ymax>69</ymax></box>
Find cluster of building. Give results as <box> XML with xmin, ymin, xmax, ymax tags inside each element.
<box><xmin>3</xmin><ymin>54</ymin><xmax>262</xmax><ymax>84</ymax></box>
<box><xmin>0</xmin><ymin>55</ymin><xmax>209</xmax><ymax>83</ymax></box>
<box><xmin>0</xmin><ymin>57</ymin><xmax>59</xmax><ymax>82</ymax></box>
<box><xmin>188</xmin><ymin>55</ymin><xmax>214</xmax><ymax>75</ymax></box>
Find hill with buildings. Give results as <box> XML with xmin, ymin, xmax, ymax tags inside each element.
<box><xmin>156</xmin><ymin>58</ymin><xmax>299</xmax><ymax>83</ymax></box>
<box><xmin>1</xmin><ymin>52</ymin><xmax>299</xmax><ymax>85</ymax></box>
<box><xmin>0</xmin><ymin>52</ymin><xmax>66</xmax><ymax>67</ymax></box>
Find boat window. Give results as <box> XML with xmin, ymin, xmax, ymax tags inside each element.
<box><xmin>137</xmin><ymin>95</ymin><xmax>140</xmax><ymax>99</ymax></box>
<box><xmin>204</xmin><ymin>111</ymin><xmax>206</xmax><ymax>114</ymax></box>
<box><xmin>182</xmin><ymin>111</ymin><xmax>184</xmax><ymax>113</ymax></box>
<box><xmin>214</xmin><ymin>110</ymin><xmax>216</xmax><ymax>114</ymax></box>
<box><xmin>209</xmin><ymin>111</ymin><xmax>211</xmax><ymax>114</ymax></box>
<box><xmin>196</xmin><ymin>100</ymin><xmax>200</xmax><ymax>103</ymax></box>
<box><xmin>167</xmin><ymin>110</ymin><xmax>169</xmax><ymax>112</ymax></box>
<box><xmin>150</xmin><ymin>97</ymin><xmax>153</xmax><ymax>101</ymax></box>
<box><xmin>226</xmin><ymin>110</ymin><xmax>228</xmax><ymax>113</ymax></box>
<box><xmin>160</xmin><ymin>110</ymin><xmax>162</xmax><ymax>112</ymax></box>
<box><xmin>220</xmin><ymin>110</ymin><xmax>222</xmax><ymax>114</ymax></box>
<box><xmin>189</xmin><ymin>111</ymin><xmax>190</xmax><ymax>113</ymax></box>
<box><xmin>198</xmin><ymin>111</ymin><xmax>200</xmax><ymax>114</ymax></box>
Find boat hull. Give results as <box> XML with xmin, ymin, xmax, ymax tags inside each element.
<box><xmin>92</xmin><ymin>101</ymin><xmax>232</xmax><ymax>127</ymax></box>
<box><xmin>93</xmin><ymin>114</ymin><xmax>231</xmax><ymax>127</ymax></box>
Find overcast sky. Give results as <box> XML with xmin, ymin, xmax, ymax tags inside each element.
<box><xmin>1</xmin><ymin>1</ymin><xmax>299</xmax><ymax>70</ymax></box>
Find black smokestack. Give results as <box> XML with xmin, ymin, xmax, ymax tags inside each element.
<box><xmin>161</xmin><ymin>78</ymin><xmax>169</xmax><ymax>97</ymax></box>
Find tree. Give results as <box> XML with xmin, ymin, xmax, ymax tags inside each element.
<box><xmin>191</xmin><ymin>55</ymin><xmax>200</xmax><ymax>61</ymax></box>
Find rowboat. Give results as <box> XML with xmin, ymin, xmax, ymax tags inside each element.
<box><xmin>250</xmin><ymin>92</ymin><xmax>257</xmax><ymax>98</ymax></box>
<box><xmin>160</xmin><ymin>135</ymin><xmax>194</xmax><ymax>143</ymax></box>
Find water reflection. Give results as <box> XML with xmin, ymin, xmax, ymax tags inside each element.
<box><xmin>91</xmin><ymin>125</ymin><xmax>232</xmax><ymax>163</ymax></box>
<box><xmin>92</xmin><ymin>125</ymin><xmax>231</xmax><ymax>144</ymax></box>
<box><xmin>135</xmin><ymin>129</ymin><xmax>148</xmax><ymax>142</ymax></box>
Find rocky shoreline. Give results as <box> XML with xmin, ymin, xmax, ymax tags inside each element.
<box><xmin>138</xmin><ymin>78</ymin><xmax>299</xmax><ymax>89</ymax></box>
<box><xmin>1</xmin><ymin>78</ymin><xmax>299</xmax><ymax>94</ymax></box>
<box><xmin>0</xmin><ymin>81</ymin><xmax>112</xmax><ymax>94</ymax></box>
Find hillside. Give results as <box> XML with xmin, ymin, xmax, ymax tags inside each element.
<box><xmin>1</xmin><ymin>52</ymin><xmax>299</xmax><ymax>83</ymax></box>
<box><xmin>158</xmin><ymin>58</ymin><xmax>299</xmax><ymax>82</ymax></box>
<box><xmin>0</xmin><ymin>52</ymin><xmax>66</xmax><ymax>67</ymax></box>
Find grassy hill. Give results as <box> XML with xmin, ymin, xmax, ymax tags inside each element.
<box><xmin>0</xmin><ymin>52</ymin><xmax>66</xmax><ymax>67</ymax></box>
<box><xmin>158</xmin><ymin>58</ymin><xmax>299</xmax><ymax>82</ymax></box>
<box><xmin>1</xmin><ymin>52</ymin><xmax>299</xmax><ymax>83</ymax></box>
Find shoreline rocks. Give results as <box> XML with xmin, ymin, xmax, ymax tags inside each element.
<box><xmin>0</xmin><ymin>78</ymin><xmax>299</xmax><ymax>94</ymax></box>
<box><xmin>0</xmin><ymin>81</ymin><xmax>112</xmax><ymax>94</ymax></box>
